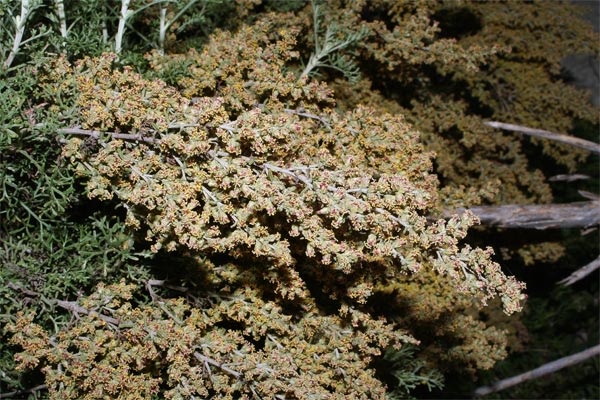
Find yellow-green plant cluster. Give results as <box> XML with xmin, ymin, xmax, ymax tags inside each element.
<box><xmin>10</xmin><ymin>280</ymin><xmax>413</xmax><ymax>399</ymax></box>
<box><xmin>2</xmin><ymin>0</ymin><xmax>596</xmax><ymax>398</ymax></box>
<box><xmin>11</xmin><ymin>39</ymin><xmax>524</xmax><ymax>400</ymax></box>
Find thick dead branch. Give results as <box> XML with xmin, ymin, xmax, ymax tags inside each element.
<box><xmin>474</xmin><ymin>344</ymin><xmax>600</xmax><ymax>397</ymax></box>
<box><xmin>485</xmin><ymin>121</ymin><xmax>600</xmax><ymax>154</ymax></box>
<box><xmin>448</xmin><ymin>201</ymin><xmax>600</xmax><ymax>229</ymax></box>
<box><xmin>558</xmin><ymin>256</ymin><xmax>600</xmax><ymax>286</ymax></box>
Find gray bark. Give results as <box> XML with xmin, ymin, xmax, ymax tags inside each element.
<box><xmin>448</xmin><ymin>201</ymin><xmax>600</xmax><ymax>229</ymax></box>
<box><xmin>485</xmin><ymin>121</ymin><xmax>600</xmax><ymax>154</ymax></box>
<box><xmin>474</xmin><ymin>344</ymin><xmax>600</xmax><ymax>397</ymax></box>
<box><xmin>558</xmin><ymin>256</ymin><xmax>600</xmax><ymax>286</ymax></box>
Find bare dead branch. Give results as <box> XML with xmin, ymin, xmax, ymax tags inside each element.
<box><xmin>548</xmin><ymin>174</ymin><xmax>590</xmax><ymax>182</ymax></box>
<box><xmin>579</xmin><ymin>190</ymin><xmax>599</xmax><ymax>201</ymax></box>
<box><xmin>474</xmin><ymin>344</ymin><xmax>600</xmax><ymax>397</ymax></box>
<box><xmin>558</xmin><ymin>256</ymin><xmax>600</xmax><ymax>286</ymax></box>
<box><xmin>485</xmin><ymin>121</ymin><xmax>600</xmax><ymax>154</ymax></box>
<box><xmin>0</xmin><ymin>384</ymin><xmax>47</xmax><ymax>399</ymax></box>
<box><xmin>447</xmin><ymin>201</ymin><xmax>600</xmax><ymax>229</ymax></box>
<box><xmin>581</xmin><ymin>226</ymin><xmax>598</xmax><ymax>236</ymax></box>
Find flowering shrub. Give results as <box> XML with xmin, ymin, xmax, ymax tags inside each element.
<box><xmin>10</xmin><ymin>281</ymin><xmax>414</xmax><ymax>399</ymax></box>
<box><xmin>9</xmin><ymin>40</ymin><xmax>525</xmax><ymax>399</ymax></box>
<box><xmin>56</xmin><ymin>49</ymin><xmax>526</xmax><ymax>310</ymax></box>
<box><xmin>1</xmin><ymin>0</ymin><xmax>596</xmax><ymax>398</ymax></box>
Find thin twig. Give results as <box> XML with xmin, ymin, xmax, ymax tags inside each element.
<box><xmin>485</xmin><ymin>121</ymin><xmax>600</xmax><ymax>154</ymax></box>
<box><xmin>8</xmin><ymin>280</ymin><xmax>121</xmax><ymax>326</ymax></box>
<box><xmin>558</xmin><ymin>256</ymin><xmax>600</xmax><ymax>286</ymax></box>
<box><xmin>54</xmin><ymin>0</ymin><xmax>67</xmax><ymax>39</ymax></box>
<box><xmin>115</xmin><ymin>0</ymin><xmax>131</xmax><ymax>55</ymax></box>
<box><xmin>161</xmin><ymin>0</ymin><xmax>201</xmax><ymax>51</ymax></box>
<box><xmin>158</xmin><ymin>4</ymin><xmax>167</xmax><ymax>54</ymax></box>
<box><xmin>58</xmin><ymin>127</ymin><xmax>158</xmax><ymax>144</ymax></box>
<box><xmin>283</xmin><ymin>108</ymin><xmax>331</xmax><ymax>130</ymax></box>
<box><xmin>193</xmin><ymin>351</ymin><xmax>242</xmax><ymax>379</ymax></box>
<box><xmin>0</xmin><ymin>384</ymin><xmax>47</xmax><ymax>399</ymax></box>
<box><xmin>548</xmin><ymin>174</ymin><xmax>590</xmax><ymax>182</ymax></box>
<box><xmin>578</xmin><ymin>190</ymin><xmax>599</xmax><ymax>201</ymax></box>
<box><xmin>7</xmin><ymin>281</ymin><xmax>38</xmax><ymax>297</ymax></box>
<box><xmin>55</xmin><ymin>299</ymin><xmax>120</xmax><ymax>326</ymax></box>
<box><xmin>147</xmin><ymin>279</ymin><xmax>190</xmax><ymax>293</ymax></box>
<box><xmin>4</xmin><ymin>0</ymin><xmax>31</xmax><ymax>69</ymax></box>
<box><xmin>474</xmin><ymin>344</ymin><xmax>600</xmax><ymax>397</ymax></box>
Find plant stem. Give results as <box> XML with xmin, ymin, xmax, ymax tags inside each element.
<box><xmin>54</xmin><ymin>0</ymin><xmax>67</xmax><ymax>39</ymax></box>
<box><xmin>474</xmin><ymin>344</ymin><xmax>600</xmax><ymax>397</ymax></box>
<box><xmin>485</xmin><ymin>121</ymin><xmax>600</xmax><ymax>154</ymax></box>
<box><xmin>4</xmin><ymin>0</ymin><xmax>31</xmax><ymax>69</ymax></box>
<box><xmin>115</xmin><ymin>0</ymin><xmax>131</xmax><ymax>55</ymax></box>
<box><xmin>159</xmin><ymin>5</ymin><xmax>167</xmax><ymax>55</ymax></box>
